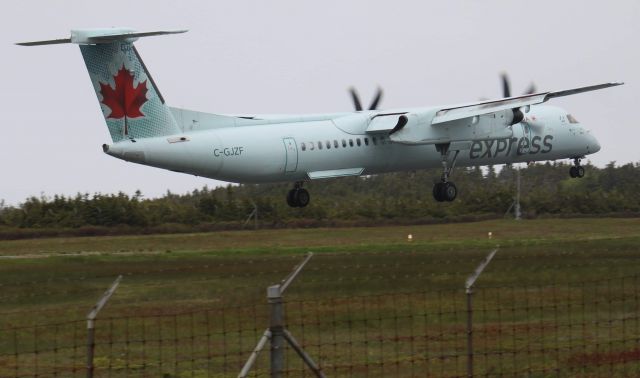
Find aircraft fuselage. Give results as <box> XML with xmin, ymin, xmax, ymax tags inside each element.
<box><xmin>104</xmin><ymin>105</ymin><xmax>600</xmax><ymax>184</ymax></box>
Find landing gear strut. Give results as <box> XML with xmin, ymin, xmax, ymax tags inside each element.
<box><xmin>433</xmin><ymin>144</ymin><xmax>458</xmax><ymax>202</ymax></box>
<box><xmin>569</xmin><ymin>157</ymin><xmax>585</xmax><ymax>179</ymax></box>
<box><xmin>286</xmin><ymin>182</ymin><xmax>310</xmax><ymax>208</ymax></box>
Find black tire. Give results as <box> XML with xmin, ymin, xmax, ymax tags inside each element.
<box><xmin>295</xmin><ymin>188</ymin><xmax>310</xmax><ymax>208</ymax></box>
<box><xmin>444</xmin><ymin>182</ymin><xmax>457</xmax><ymax>202</ymax></box>
<box><xmin>569</xmin><ymin>166</ymin><xmax>577</xmax><ymax>178</ymax></box>
<box><xmin>576</xmin><ymin>166</ymin><xmax>585</xmax><ymax>178</ymax></box>
<box><xmin>433</xmin><ymin>183</ymin><xmax>444</xmax><ymax>202</ymax></box>
<box><xmin>286</xmin><ymin>189</ymin><xmax>298</xmax><ymax>207</ymax></box>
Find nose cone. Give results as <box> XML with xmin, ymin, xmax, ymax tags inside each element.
<box><xmin>586</xmin><ymin>132</ymin><xmax>601</xmax><ymax>154</ymax></box>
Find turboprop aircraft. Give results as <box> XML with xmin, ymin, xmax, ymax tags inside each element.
<box><xmin>18</xmin><ymin>28</ymin><xmax>623</xmax><ymax>207</ymax></box>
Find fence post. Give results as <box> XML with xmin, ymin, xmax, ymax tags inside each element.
<box><xmin>86</xmin><ymin>275</ymin><xmax>122</xmax><ymax>378</ymax></box>
<box><xmin>268</xmin><ymin>284</ymin><xmax>285</xmax><ymax>378</ymax></box>
<box><xmin>465</xmin><ymin>284</ymin><xmax>474</xmax><ymax>378</ymax></box>
<box><xmin>239</xmin><ymin>253</ymin><xmax>324</xmax><ymax>378</ymax></box>
<box><xmin>464</xmin><ymin>248</ymin><xmax>498</xmax><ymax>378</ymax></box>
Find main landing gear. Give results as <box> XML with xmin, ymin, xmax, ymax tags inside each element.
<box><xmin>286</xmin><ymin>182</ymin><xmax>310</xmax><ymax>208</ymax></box>
<box><xmin>569</xmin><ymin>157</ymin><xmax>585</xmax><ymax>179</ymax></box>
<box><xmin>433</xmin><ymin>144</ymin><xmax>458</xmax><ymax>202</ymax></box>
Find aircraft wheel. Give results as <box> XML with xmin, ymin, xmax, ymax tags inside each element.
<box><xmin>576</xmin><ymin>166</ymin><xmax>585</xmax><ymax>178</ymax></box>
<box><xmin>569</xmin><ymin>166</ymin><xmax>577</xmax><ymax>178</ymax></box>
<box><xmin>286</xmin><ymin>189</ymin><xmax>298</xmax><ymax>207</ymax></box>
<box><xmin>443</xmin><ymin>182</ymin><xmax>457</xmax><ymax>202</ymax></box>
<box><xmin>295</xmin><ymin>188</ymin><xmax>310</xmax><ymax>208</ymax></box>
<box><xmin>433</xmin><ymin>183</ymin><xmax>444</xmax><ymax>202</ymax></box>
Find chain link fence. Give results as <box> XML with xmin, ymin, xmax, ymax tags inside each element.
<box><xmin>1</xmin><ymin>273</ymin><xmax>639</xmax><ymax>377</ymax></box>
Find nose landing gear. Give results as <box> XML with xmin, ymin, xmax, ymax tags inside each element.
<box><xmin>286</xmin><ymin>182</ymin><xmax>310</xmax><ymax>208</ymax></box>
<box><xmin>569</xmin><ymin>158</ymin><xmax>585</xmax><ymax>178</ymax></box>
<box><xmin>432</xmin><ymin>144</ymin><xmax>459</xmax><ymax>202</ymax></box>
<box><xmin>433</xmin><ymin>181</ymin><xmax>457</xmax><ymax>202</ymax></box>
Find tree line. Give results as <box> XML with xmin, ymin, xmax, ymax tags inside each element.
<box><xmin>1</xmin><ymin>161</ymin><xmax>638</xmax><ymax>238</ymax></box>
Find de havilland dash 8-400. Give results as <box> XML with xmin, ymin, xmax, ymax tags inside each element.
<box><xmin>18</xmin><ymin>28</ymin><xmax>623</xmax><ymax>207</ymax></box>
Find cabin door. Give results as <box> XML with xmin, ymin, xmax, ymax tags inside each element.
<box><xmin>283</xmin><ymin>137</ymin><xmax>298</xmax><ymax>173</ymax></box>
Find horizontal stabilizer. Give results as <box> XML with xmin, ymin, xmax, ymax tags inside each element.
<box><xmin>87</xmin><ymin>30</ymin><xmax>188</xmax><ymax>43</ymax></box>
<box><xmin>16</xmin><ymin>38</ymin><xmax>72</xmax><ymax>46</ymax></box>
<box><xmin>16</xmin><ymin>28</ymin><xmax>187</xmax><ymax>46</ymax></box>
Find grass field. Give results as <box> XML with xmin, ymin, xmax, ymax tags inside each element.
<box><xmin>1</xmin><ymin>218</ymin><xmax>640</xmax><ymax>376</ymax></box>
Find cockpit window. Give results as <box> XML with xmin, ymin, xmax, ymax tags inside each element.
<box><xmin>567</xmin><ymin>114</ymin><xmax>579</xmax><ymax>124</ymax></box>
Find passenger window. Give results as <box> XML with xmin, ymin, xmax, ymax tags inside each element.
<box><xmin>326</xmin><ymin>140</ymin><xmax>331</xmax><ymax>149</ymax></box>
<box><xmin>567</xmin><ymin>114</ymin><xmax>579</xmax><ymax>124</ymax></box>
<box><xmin>342</xmin><ymin>139</ymin><xmax>347</xmax><ymax>148</ymax></box>
<box><xmin>334</xmin><ymin>140</ymin><xmax>339</xmax><ymax>148</ymax></box>
<box><xmin>364</xmin><ymin>138</ymin><xmax>369</xmax><ymax>146</ymax></box>
<box><xmin>309</xmin><ymin>142</ymin><xmax>314</xmax><ymax>151</ymax></box>
<box><xmin>349</xmin><ymin>139</ymin><xmax>354</xmax><ymax>147</ymax></box>
<box><xmin>301</xmin><ymin>142</ymin><xmax>306</xmax><ymax>151</ymax></box>
<box><xmin>372</xmin><ymin>136</ymin><xmax>377</xmax><ymax>145</ymax></box>
<box><xmin>356</xmin><ymin>138</ymin><xmax>361</xmax><ymax>146</ymax></box>
<box><xmin>318</xmin><ymin>141</ymin><xmax>323</xmax><ymax>150</ymax></box>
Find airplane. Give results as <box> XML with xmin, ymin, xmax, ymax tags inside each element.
<box><xmin>18</xmin><ymin>28</ymin><xmax>623</xmax><ymax>207</ymax></box>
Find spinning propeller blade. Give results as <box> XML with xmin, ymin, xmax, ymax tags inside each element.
<box><xmin>501</xmin><ymin>73</ymin><xmax>511</xmax><ymax>98</ymax></box>
<box><xmin>501</xmin><ymin>72</ymin><xmax>538</xmax><ymax>97</ymax></box>
<box><xmin>523</xmin><ymin>83</ymin><xmax>537</xmax><ymax>95</ymax></box>
<box><xmin>349</xmin><ymin>87</ymin><xmax>363</xmax><ymax>111</ymax></box>
<box><xmin>349</xmin><ymin>86</ymin><xmax>383</xmax><ymax>111</ymax></box>
<box><xmin>368</xmin><ymin>87</ymin><xmax>383</xmax><ymax>110</ymax></box>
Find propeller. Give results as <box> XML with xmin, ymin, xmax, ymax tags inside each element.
<box><xmin>500</xmin><ymin>73</ymin><xmax>537</xmax><ymax>125</ymax></box>
<box><xmin>523</xmin><ymin>82</ymin><xmax>537</xmax><ymax>95</ymax></box>
<box><xmin>500</xmin><ymin>73</ymin><xmax>512</xmax><ymax>98</ymax></box>
<box><xmin>500</xmin><ymin>72</ymin><xmax>537</xmax><ymax>98</ymax></box>
<box><xmin>349</xmin><ymin>86</ymin><xmax>383</xmax><ymax>111</ymax></box>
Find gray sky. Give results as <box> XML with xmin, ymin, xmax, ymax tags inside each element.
<box><xmin>1</xmin><ymin>0</ymin><xmax>638</xmax><ymax>205</ymax></box>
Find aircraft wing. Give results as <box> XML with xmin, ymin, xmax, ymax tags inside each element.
<box><xmin>431</xmin><ymin>82</ymin><xmax>623</xmax><ymax>124</ymax></box>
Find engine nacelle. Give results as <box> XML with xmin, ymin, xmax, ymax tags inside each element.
<box><xmin>383</xmin><ymin>109</ymin><xmax>514</xmax><ymax>145</ymax></box>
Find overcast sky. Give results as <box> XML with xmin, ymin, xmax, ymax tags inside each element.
<box><xmin>1</xmin><ymin>0</ymin><xmax>638</xmax><ymax>205</ymax></box>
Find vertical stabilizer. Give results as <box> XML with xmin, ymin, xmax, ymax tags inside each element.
<box><xmin>18</xmin><ymin>28</ymin><xmax>186</xmax><ymax>142</ymax></box>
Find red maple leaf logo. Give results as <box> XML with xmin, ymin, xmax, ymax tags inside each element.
<box><xmin>99</xmin><ymin>65</ymin><xmax>148</xmax><ymax>120</ymax></box>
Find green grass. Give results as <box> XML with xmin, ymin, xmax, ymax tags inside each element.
<box><xmin>1</xmin><ymin>217</ymin><xmax>638</xmax><ymax>257</ymax></box>
<box><xmin>0</xmin><ymin>217</ymin><xmax>639</xmax><ymax>377</ymax></box>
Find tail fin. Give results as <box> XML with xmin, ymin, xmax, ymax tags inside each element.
<box><xmin>17</xmin><ymin>28</ymin><xmax>186</xmax><ymax>142</ymax></box>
